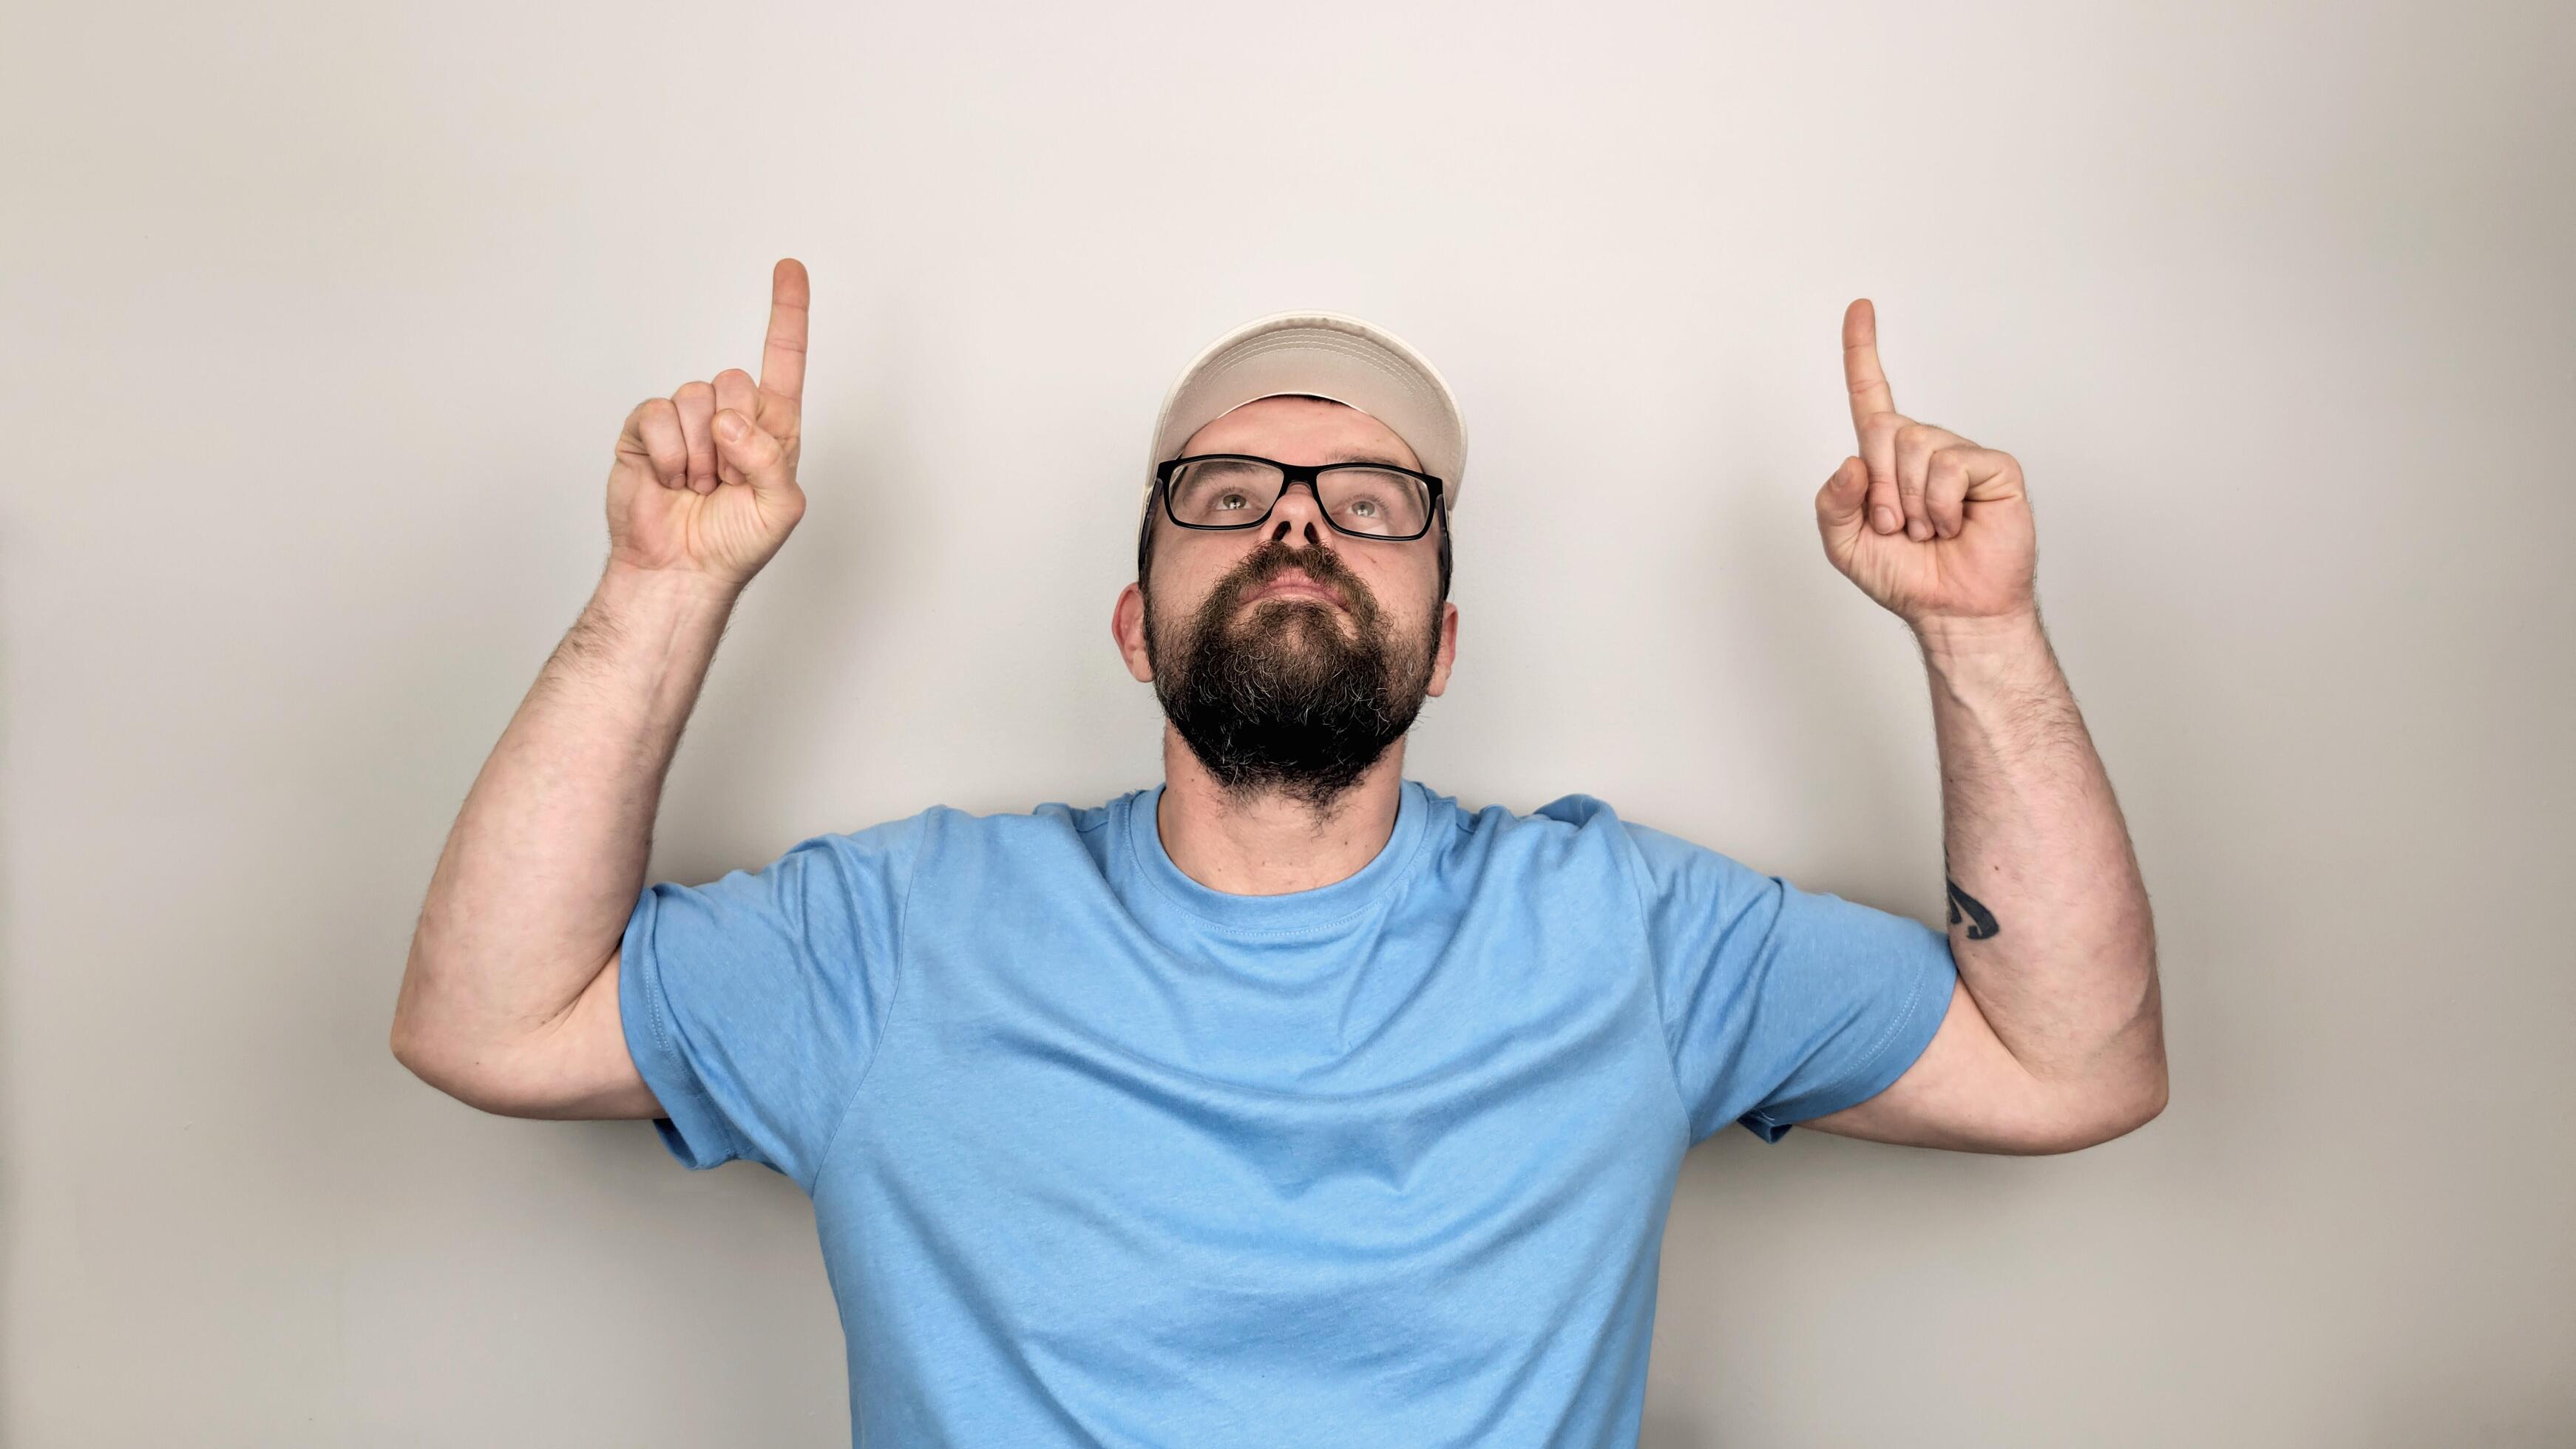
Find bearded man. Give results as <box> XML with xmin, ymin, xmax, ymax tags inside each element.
<box><xmin>392</xmin><ymin>259</ymin><xmax>2166</xmax><ymax>1448</ymax></box>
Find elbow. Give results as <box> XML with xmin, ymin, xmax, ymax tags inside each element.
<box><xmin>389</xmin><ymin>995</ymin><xmax>458</xmax><ymax>1091</ymax></box>
<box><xmin>2033</xmin><ymin>1062</ymin><xmax>2169</xmax><ymax>1155</ymax></box>
<box><xmin>2036</xmin><ymin>973</ymin><xmax>2169</xmax><ymax>1153</ymax></box>
<box><xmin>2134</xmin><ymin>1064</ymin><xmax>2172</xmax><ymax>1134</ymax></box>
<box><xmin>2088</xmin><ymin>1074</ymin><xmax>2169</xmax><ymax>1150</ymax></box>
<box><xmin>389</xmin><ymin>994</ymin><xmax>429</xmax><ymax>1067</ymax></box>
<box><xmin>390</xmin><ymin>1005</ymin><xmax>428</xmax><ymax>1079</ymax></box>
<box><xmin>389</xmin><ymin>958</ymin><xmax>450</xmax><ymax>1090</ymax></box>
<box><xmin>390</xmin><ymin>1011</ymin><xmax>465</xmax><ymax>1099</ymax></box>
<box><xmin>389</xmin><ymin>953</ymin><xmax>523</xmax><ymax>1113</ymax></box>
<box><xmin>389</xmin><ymin>1013</ymin><xmax>520</xmax><ymax>1116</ymax></box>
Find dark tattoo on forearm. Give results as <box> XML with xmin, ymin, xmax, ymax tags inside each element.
<box><xmin>1946</xmin><ymin>878</ymin><xmax>2000</xmax><ymax>940</ymax></box>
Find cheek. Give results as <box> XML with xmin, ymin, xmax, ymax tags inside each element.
<box><xmin>1361</xmin><ymin>559</ymin><xmax>1438</xmax><ymax>620</ymax></box>
<box><xmin>1160</xmin><ymin>545</ymin><xmax>1241</xmax><ymax>607</ymax></box>
<box><xmin>1167</xmin><ymin>576</ymin><xmax>1238</xmax><ymax>637</ymax></box>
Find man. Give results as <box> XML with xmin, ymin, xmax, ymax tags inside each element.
<box><xmin>392</xmin><ymin>258</ymin><xmax>2165</xmax><ymax>1445</ymax></box>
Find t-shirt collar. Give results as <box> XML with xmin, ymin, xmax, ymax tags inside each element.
<box><xmin>1126</xmin><ymin>776</ymin><xmax>1429</xmax><ymax>934</ymax></box>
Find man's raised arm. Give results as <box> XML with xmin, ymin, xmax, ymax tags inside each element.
<box><xmin>390</xmin><ymin>259</ymin><xmax>815</xmax><ymax>1120</ymax></box>
<box><xmin>1797</xmin><ymin>299</ymin><xmax>2166</xmax><ymax>1154</ymax></box>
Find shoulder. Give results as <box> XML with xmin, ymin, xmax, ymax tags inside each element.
<box><xmin>1427</xmin><ymin>785</ymin><xmax>1777</xmax><ymax>906</ymax></box>
<box><xmin>824</xmin><ymin>788</ymin><xmax>1141</xmax><ymax>882</ymax></box>
<box><xmin>1423</xmin><ymin>784</ymin><xmax>1709</xmax><ymax>856</ymax></box>
<box><xmin>1413</xmin><ymin>783</ymin><xmax>1687</xmax><ymax>886</ymax></box>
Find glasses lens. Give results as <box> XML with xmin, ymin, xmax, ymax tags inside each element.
<box><xmin>1317</xmin><ymin>467</ymin><xmax>1431</xmax><ymax>537</ymax></box>
<box><xmin>1167</xmin><ymin>458</ymin><xmax>1282</xmax><ymax>526</ymax></box>
<box><xmin>1166</xmin><ymin>459</ymin><xmax>1431</xmax><ymax>538</ymax></box>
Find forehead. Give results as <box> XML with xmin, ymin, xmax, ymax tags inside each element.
<box><xmin>1180</xmin><ymin>395</ymin><xmax>1424</xmax><ymax>472</ymax></box>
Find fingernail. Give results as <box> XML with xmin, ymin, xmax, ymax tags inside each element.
<box><xmin>715</xmin><ymin>410</ymin><xmax>747</xmax><ymax>443</ymax></box>
<box><xmin>1908</xmin><ymin>518</ymin><xmax>1932</xmax><ymax>541</ymax></box>
<box><xmin>1874</xmin><ymin>506</ymin><xmax>1899</xmax><ymax>533</ymax></box>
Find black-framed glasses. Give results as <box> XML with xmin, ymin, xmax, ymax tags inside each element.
<box><xmin>1153</xmin><ymin>454</ymin><xmax>1446</xmax><ymax>541</ymax></box>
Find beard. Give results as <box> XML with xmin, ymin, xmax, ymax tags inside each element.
<box><xmin>1142</xmin><ymin>539</ymin><xmax>1441</xmax><ymax>814</ymax></box>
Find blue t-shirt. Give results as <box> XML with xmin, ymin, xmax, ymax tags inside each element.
<box><xmin>618</xmin><ymin>778</ymin><xmax>1956</xmax><ymax>1447</ymax></box>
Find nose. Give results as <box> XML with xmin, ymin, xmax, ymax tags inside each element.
<box><xmin>1265</xmin><ymin>478</ymin><xmax>1330</xmax><ymax>546</ymax></box>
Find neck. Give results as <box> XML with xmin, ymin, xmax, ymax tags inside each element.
<box><xmin>1152</xmin><ymin>725</ymin><xmax>1409</xmax><ymax>895</ymax></box>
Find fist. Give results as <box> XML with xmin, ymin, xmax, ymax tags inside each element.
<box><xmin>1814</xmin><ymin>299</ymin><xmax>2037</xmax><ymax>628</ymax></box>
<box><xmin>604</xmin><ymin>259</ymin><xmax>813</xmax><ymax>591</ymax></box>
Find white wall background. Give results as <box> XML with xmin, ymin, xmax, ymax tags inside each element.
<box><xmin>4</xmin><ymin>1</ymin><xmax>2570</xmax><ymax>1443</ymax></box>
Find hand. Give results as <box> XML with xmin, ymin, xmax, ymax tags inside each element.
<box><xmin>1814</xmin><ymin>299</ymin><xmax>2037</xmax><ymax>631</ymax></box>
<box><xmin>603</xmin><ymin>259</ymin><xmax>812</xmax><ymax>591</ymax></box>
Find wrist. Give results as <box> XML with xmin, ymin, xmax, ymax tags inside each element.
<box><xmin>599</xmin><ymin>560</ymin><xmax>743</xmax><ymax>614</ymax></box>
<box><xmin>1911</xmin><ymin>608</ymin><xmax>2053</xmax><ymax>681</ymax></box>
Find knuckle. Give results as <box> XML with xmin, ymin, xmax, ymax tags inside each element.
<box><xmin>674</xmin><ymin>379</ymin><xmax>713</xmax><ymax>403</ymax></box>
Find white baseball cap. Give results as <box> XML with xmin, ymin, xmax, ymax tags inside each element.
<box><xmin>1143</xmin><ymin>310</ymin><xmax>1469</xmax><ymax>520</ymax></box>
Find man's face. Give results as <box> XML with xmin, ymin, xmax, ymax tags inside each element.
<box><xmin>1112</xmin><ymin>396</ymin><xmax>1459</xmax><ymax>811</ymax></box>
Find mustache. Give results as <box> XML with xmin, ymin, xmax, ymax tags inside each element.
<box><xmin>1221</xmin><ymin>543</ymin><xmax>1369</xmax><ymax>614</ymax></box>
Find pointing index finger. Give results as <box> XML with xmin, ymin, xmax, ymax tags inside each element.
<box><xmin>1842</xmin><ymin>297</ymin><xmax>1895</xmax><ymax>438</ymax></box>
<box><xmin>760</xmin><ymin>257</ymin><xmax>810</xmax><ymax>403</ymax></box>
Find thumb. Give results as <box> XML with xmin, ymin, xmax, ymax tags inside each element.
<box><xmin>1814</xmin><ymin>455</ymin><xmax>1868</xmax><ymax>542</ymax></box>
<box><xmin>713</xmin><ymin>409</ymin><xmax>796</xmax><ymax>495</ymax></box>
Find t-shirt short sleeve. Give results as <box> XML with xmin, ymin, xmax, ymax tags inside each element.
<box><xmin>617</xmin><ymin>812</ymin><xmax>931</xmax><ymax>1188</ymax></box>
<box><xmin>1616</xmin><ymin>819</ymin><xmax>1958</xmax><ymax>1144</ymax></box>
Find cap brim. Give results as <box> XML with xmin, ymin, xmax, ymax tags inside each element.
<box><xmin>1145</xmin><ymin>310</ymin><xmax>1468</xmax><ymax>515</ymax></box>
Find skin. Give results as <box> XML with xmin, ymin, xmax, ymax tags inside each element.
<box><xmin>387</xmin><ymin>261</ymin><xmax>813</xmax><ymax>1119</ymax></box>
<box><xmin>1788</xmin><ymin>300</ymin><xmax>2166</xmax><ymax>1153</ymax></box>
<box><xmin>392</xmin><ymin>265</ymin><xmax>2166</xmax><ymax>1159</ymax></box>
<box><xmin>1110</xmin><ymin>396</ymin><xmax>1457</xmax><ymax>895</ymax></box>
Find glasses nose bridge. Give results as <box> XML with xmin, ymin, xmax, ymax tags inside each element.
<box><xmin>1263</xmin><ymin>465</ymin><xmax>1330</xmax><ymax>530</ymax></box>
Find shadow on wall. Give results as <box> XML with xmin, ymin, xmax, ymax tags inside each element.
<box><xmin>1638</xmin><ymin>1403</ymin><xmax>1714</xmax><ymax>1448</ymax></box>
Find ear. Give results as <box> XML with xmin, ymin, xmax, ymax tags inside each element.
<box><xmin>1423</xmin><ymin>600</ymin><xmax>1460</xmax><ymax>698</ymax></box>
<box><xmin>1112</xmin><ymin>582</ymin><xmax>1154</xmax><ymax>683</ymax></box>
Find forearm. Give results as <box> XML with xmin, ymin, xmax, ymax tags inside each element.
<box><xmin>1917</xmin><ymin>611</ymin><xmax>2164</xmax><ymax>1118</ymax></box>
<box><xmin>393</xmin><ymin>563</ymin><xmax>738</xmax><ymax>1065</ymax></box>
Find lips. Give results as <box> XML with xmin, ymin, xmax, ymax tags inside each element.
<box><xmin>1244</xmin><ymin>571</ymin><xmax>1342</xmax><ymax>608</ymax></box>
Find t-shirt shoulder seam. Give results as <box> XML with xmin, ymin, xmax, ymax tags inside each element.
<box><xmin>804</xmin><ymin>807</ymin><xmax>935</xmax><ymax>1192</ymax></box>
